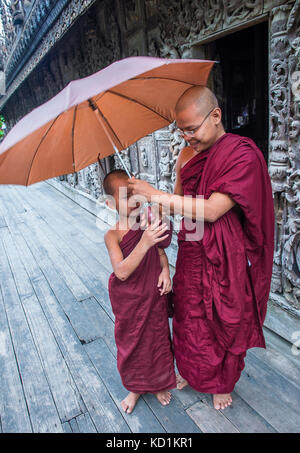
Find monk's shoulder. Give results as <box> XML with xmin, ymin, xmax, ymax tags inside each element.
<box><xmin>176</xmin><ymin>146</ymin><xmax>194</xmax><ymax>169</ymax></box>
<box><xmin>104</xmin><ymin>225</ymin><xmax>119</xmax><ymax>247</ymax></box>
<box><xmin>222</xmin><ymin>135</ymin><xmax>261</xmax><ymax>166</ymax></box>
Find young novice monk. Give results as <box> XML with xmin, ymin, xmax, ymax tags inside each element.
<box><xmin>103</xmin><ymin>169</ymin><xmax>176</xmax><ymax>414</ymax></box>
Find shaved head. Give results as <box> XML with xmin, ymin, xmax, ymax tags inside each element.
<box><xmin>174</xmin><ymin>86</ymin><xmax>225</xmax><ymax>152</ymax></box>
<box><xmin>175</xmin><ymin>86</ymin><xmax>219</xmax><ymax>116</ymax></box>
<box><xmin>103</xmin><ymin>169</ymin><xmax>129</xmax><ymax>196</ymax></box>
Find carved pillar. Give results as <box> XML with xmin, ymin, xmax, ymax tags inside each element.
<box><xmin>269</xmin><ymin>1</ymin><xmax>300</xmax><ymax>314</ymax></box>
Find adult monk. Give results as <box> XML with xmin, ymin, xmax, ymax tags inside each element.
<box><xmin>128</xmin><ymin>86</ymin><xmax>275</xmax><ymax>410</ymax></box>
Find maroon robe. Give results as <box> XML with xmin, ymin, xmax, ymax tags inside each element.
<box><xmin>108</xmin><ymin>218</ymin><xmax>176</xmax><ymax>394</ymax></box>
<box><xmin>172</xmin><ymin>133</ymin><xmax>275</xmax><ymax>394</ymax></box>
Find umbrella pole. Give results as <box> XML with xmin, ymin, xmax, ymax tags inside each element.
<box><xmin>88</xmin><ymin>99</ymin><xmax>132</xmax><ymax>179</ymax></box>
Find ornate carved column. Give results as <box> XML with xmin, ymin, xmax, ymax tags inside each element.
<box><xmin>269</xmin><ymin>0</ymin><xmax>300</xmax><ymax>316</ymax></box>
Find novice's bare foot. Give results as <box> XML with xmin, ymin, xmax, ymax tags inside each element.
<box><xmin>155</xmin><ymin>390</ymin><xmax>172</xmax><ymax>406</ymax></box>
<box><xmin>213</xmin><ymin>393</ymin><xmax>232</xmax><ymax>410</ymax></box>
<box><xmin>121</xmin><ymin>392</ymin><xmax>141</xmax><ymax>414</ymax></box>
<box><xmin>176</xmin><ymin>374</ymin><xmax>188</xmax><ymax>390</ymax></box>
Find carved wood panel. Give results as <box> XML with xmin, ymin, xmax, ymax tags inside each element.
<box><xmin>0</xmin><ymin>0</ymin><xmax>298</xmax><ymax>316</ymax></box>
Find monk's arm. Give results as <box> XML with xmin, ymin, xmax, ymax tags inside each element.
<box><xmin>104</xmin><ymin>221</ymin><xmax>169</xmax><ymax>281</ymax></box>
<box><xmin>160</xmin><ymin>149</ymin><xmax>234</xmax><ymax>220</ymax></box>
<box><xmin>152</xmin><ymin>191</ymin><xmax>236</xmax><ymax>222</ymax></box>
<box><xmin>104</xmin><ymin>230</ymin><xmax>150</xmax><ymax>281</ymax></box>
<box><xmin>157</xmin><ymin>248</ymin><xmax>172</xmax><ymax>295</ymax></box>
<box><xmin>158</xmin><ymin>248</ymin><xmax>169</xmax><ymax>272</ymax></box>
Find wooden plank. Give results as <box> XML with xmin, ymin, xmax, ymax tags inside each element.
<box><xmin>1</xmin><ymin>226</ymin><xmax>84</xmax><ymax>423</ymax></box>
<box><xmin>69</xmin><ymin>417</ymin><xmax>80</xmax><ymax>433</ymax></box>
<box><xmin>264</xmin><ymin>301</ymin><xmax>300</xmax><ymax>346</ymax></box>
<box><xmin>26</xmin><ymin>183</ymin><xmax>106</xmax><ymax>244</ymax></box>
<box><xmin>18</xmin><ymin>184</ymin><xmax>113</xmax><ymax>268</ymax></box>
<box><xmin>0</xmin><ymin>195</ymin><xmax>130</xmax><ymax>433</ymax></box>
<box><xmin>46</xmin><ymin>178</ymin><xmax>116</xmax><ymax>232</ymax></box>
<box><xmin>170</xmin><ymin>363</ymin><xmax>276</xmax><ymax>433</ymax></box>
<box><xmin>10</xmin><ymin>239</ymin><xmax>129</xmax><ymax>432</ymax></box>
<box><xmin>244</xmin><ymin>353</ymin><xmax>300</xmax><ymax>417</ymax></box>
<box><xmin>187</xmin><ymin>397</ymin><xmax>240</xmax><ymax>433</ymax></box>
<box><xmin>0</xmin><ymin>236</ymin><xmax>63</xmax><ymax>433</ymax></box>
<box><xmin>250</xmin><ymin>328</ymin><xmax>300</xmax><ymax>387</ymax></box>
<box><xmin>0</xmin><ymin>214</ymin><xmax>7</xmax><ymax>228</ymax></box>
<box><xmin>187</xmin><ymin>392</ymin><xmax>275</xmax><ymax>433</ymax></box>
<box><xmin>1</xmin><ymin>191</ymin><xmax>113</xmax><ymax>349</ymax></box>
<box><xmin>29</xmin><ymin>276</ymin><xmax>131</xmax><ymax>433</ymax></box>
<box><xmin>141</xmin><ymin>392</ymin><xmax>201</xmax><ymax>433</ymax></box>
<box><xmin>217</xmin><ymin>392</ymin><xmax>276</xmax><ymax>433</ymax></box>
<box><xmin>170</xmin><ymin>387</ymin><xmax>204</xmax><ymax>410</ymax></box>
<box><xmin>85</xmin><ymin>339</ymin><xmax>166</xmax><ymax>433</ymax></box>
<box><xmin>13</xmin><ymin>185</ymin><xmax>114</xmax><ymax>318</ymax></box>
<box><xmin>23</xmin><ymin>202</ymin><xmax>114</xmax><ymax>318</ymax></box>
<box><xmin>62</xmin><ymin>422</ymin><xmax>73</xmax><ymax>433</ymax></box>
<box><xmin>16</xmin><ymin>220</ymin><xmax>102</xmax><ymax>344</ymax></box>
<box><xmin>80</xmin><ymin>297</ymin><xmax>117</xmax><ymax>355</ymax></box>
<box><xmin>75</xmin><ymin>412</ymin><xmax>97</xmax><ymax>433</ymax></box>
<box><xmin>0</xmin><ymin>266</ymin><xmax>32</xmax><ymax>433</ymax></box>
<box><xmin>13</xmin><ymin>207</ymin><xmax>92</xmax><ymax>303</ymax></box>
<box><xmin>235</xmin><ymin>365</ymin><xmax>300</xmax><ymax>432</ymax></box>
<box><xmin>0</xmin><ymin>189</ymin><xmax>24</xmax><ymax>229</ymax></box>
<box><xmin>62</xmin><ymin>413</ymin><xmax>97</xmax><ymax>433</ymax></box>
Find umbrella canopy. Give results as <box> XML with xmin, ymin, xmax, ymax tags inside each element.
<box><xmin>0</xmin><ymin>56</ymin><xmax>215</xmax><ymax>186</ymax></box>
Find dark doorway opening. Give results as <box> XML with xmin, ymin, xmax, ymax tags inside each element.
<box><xmin>196</xmin><ymin>21</ymin><xmax>269</xmax><ymax>163</ymax></box>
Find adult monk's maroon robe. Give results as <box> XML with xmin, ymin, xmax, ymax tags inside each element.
<box><xmin>108</xmin><ymin>219</ymin><xmax>176</xmax><ymax>394</ymax></box>
<box><xmin>172</xmin><ymin>133</ymin><xmax>275</xmax><ymax>394</ymax></box>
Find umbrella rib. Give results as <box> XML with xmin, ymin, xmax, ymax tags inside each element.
<box><xmin>72</xmin><ymin>105</ymin><xmax>77</xmax><ymax>172</ymax></box>
<box><xmin>107</xmin><ymin>89</ymin><xmax>171</xmax><ymax>122</ymax></box>
<box><xmin>26</xmin><ymin>115</ymin><xmax>60</xmax><ymax>186</ymax></box>
<box><xmin>130</xmin><ymin>76</ymin><xmax>196</xmax><ymax>86</ymax></box>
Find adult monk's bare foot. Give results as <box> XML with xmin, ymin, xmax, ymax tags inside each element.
<box><xmin>155</xmin><ymin>390</ymin><xmax>172</xmax><ymax>406</ymax></box>
<box><xmin>176</xmin><ymin>374</ymin><xmax>188</xmax><ymax>390</ymax></box>
<box><xmin>121</xmin><ymin>392</ymin><xmax>140</xmax><ymax>414</ymax></box>
<box><xmin>213</xmin><ymin>393</ymin><xmax>232</xmax><ymax>410</ymax></box>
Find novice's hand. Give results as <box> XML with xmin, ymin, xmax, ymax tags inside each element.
<box><xmin>140</xmin><ymin>218</ymin><xmax>169</xmax><ymax>250</ymax></box>
<box><xmin>157</xmin><ymin>269</ymin><xmax>172</xmax><ymax>295</ymax></box>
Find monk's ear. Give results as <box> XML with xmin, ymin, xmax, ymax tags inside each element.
<box><xmin>212</xmin><ymin>107</ymin><xmax>222</xmax><ymax>126</ymax></box>
<box><xmin>105</xmin><ymin>195</ymin><xmax>116</xmax><ymax>211</ymax></box>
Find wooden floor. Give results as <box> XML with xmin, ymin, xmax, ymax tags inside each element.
<box><xmin>0</xmin><ymin>181</ymin><xmax>299</xmax><ymax>433</ymax></box>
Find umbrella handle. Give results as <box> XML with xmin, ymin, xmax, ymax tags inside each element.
<box><xmin>89</xmin><ymin>99</ymin><xmax>132</xmax><ymax>179</ymax></box>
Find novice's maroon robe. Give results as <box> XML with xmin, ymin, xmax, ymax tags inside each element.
<box><xmin>172</xmin><ymin>133</ymin><xmax>275</xmax><ymax>394</ymax></box>
<box><xmin>108</xmin><ymin>219</ymin><xmax>176</xmax><ymax>394</ymax></box>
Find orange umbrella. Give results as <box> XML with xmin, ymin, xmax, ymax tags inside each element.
<box><xmin>0</xmin><ymin>56</ymin><xmax>215</xmax><ymax>185</ymax></box>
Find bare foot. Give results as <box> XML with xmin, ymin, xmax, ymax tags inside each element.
<box><xmin>176</xmin><ymin>374</ymin><xmax>188</xmax><ymax>390</ymax></box>
<box><xmin>121</xmin><ymin>392</ymin><xmax>141</xmax><ymax>414</ymax></box>
<box><xmin>213</xmin><ymin>393</ymin><xmax>232</xmax><ymax>410</ymax></box>
<box><xmin>155</xmin><ymin>390</ymin><xmax>172</xmax><ymax>406</ymax></box>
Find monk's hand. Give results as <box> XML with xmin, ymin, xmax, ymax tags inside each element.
<box><xmin>139</xmin><ymin>217</ymin><xmax>169</xmax><ymax>250</ymax></box>
<box><xmin>157</xmin><ymin>269</ymin><xmax>172</xmax><ymax>295</ymax></box>
<box><xmin>128</xmin><ymin>176</ymin><xmax>158</xmax><ymax>202</ymax></box>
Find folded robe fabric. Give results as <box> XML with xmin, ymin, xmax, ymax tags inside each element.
<box><xmin>172</xmin><ymin>132</ymin><xmax>275</xmax><ymax>393</ymax></box>
<box><xmin>108</xmin><ymin>218</ymin><xmax>176</xmax><ymax>394</ymax></box>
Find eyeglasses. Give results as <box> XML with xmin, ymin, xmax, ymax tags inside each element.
<box><xmin>175</xmin><ymin>107</ymin><xmax>215</xmax><ymax>137</ymax></box>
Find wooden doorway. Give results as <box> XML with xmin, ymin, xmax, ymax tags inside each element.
<box><xmin>195</xmin><ymin>21</ymin><xmax>269</xmax><ymax>163</ymax></box>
